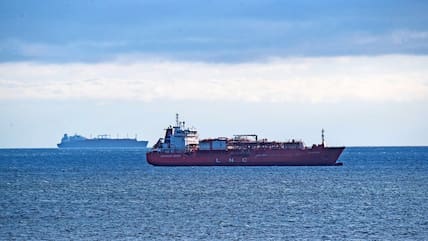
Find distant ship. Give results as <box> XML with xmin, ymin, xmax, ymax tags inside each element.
<box><xmin>57</xmin><ymin>134</ymin><xmax>148</xmax><ymax>149</ymax></box>
<box><xmin>147</xmin><ymin>114</ymin><xmax>344</xmax><ymax>166</ymax></box>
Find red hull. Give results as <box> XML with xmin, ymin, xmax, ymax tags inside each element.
<box><xmin>146</xmin><ymin>146</ymin><xmax>345</xmax><ymax>166</ymax></box>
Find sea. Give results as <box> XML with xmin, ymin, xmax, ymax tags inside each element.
<box><xmin>0</xmin><ymin>147</ymin><xmax>427</xmax><ymax>240</ymax></box>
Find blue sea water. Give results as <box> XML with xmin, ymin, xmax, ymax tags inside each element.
<box><xmin>0</xmin><ymin>147</ymin><xmax>427</xmax><ymax>240</ymax></box>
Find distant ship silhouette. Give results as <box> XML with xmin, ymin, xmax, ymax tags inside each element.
<box><xmin>57</xmin><ymin>134</ymin><xmax>148</xmax><ymax>149</ymax></box>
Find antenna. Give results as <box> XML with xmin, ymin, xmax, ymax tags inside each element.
<box><xmin>176</xmin><ymin>113</ymin><xmax>179</xmax><ymax>127</ymax></box>
<box><xmin>321</xmin><ymin>129</ymin><xmax>325</xmax><ymax>146</ymax></box>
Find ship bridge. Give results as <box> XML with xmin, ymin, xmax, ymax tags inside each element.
<box><xmin>159</xmin><ymin>114</ymin><xmax>199</xmax><ymax>152</ymax></box>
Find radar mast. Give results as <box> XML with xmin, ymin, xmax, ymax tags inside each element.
<box><xmin>322</xmin><ymin>129</ymin><xmax>325</xmax><ymax>146</ymax></box>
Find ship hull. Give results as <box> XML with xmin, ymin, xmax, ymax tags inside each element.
<box><xmin>146</xmin><ymin>147</ymin><xmax>345</xmax><ymax>166</ymax></box>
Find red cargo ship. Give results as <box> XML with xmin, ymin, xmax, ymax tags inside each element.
<box><xmin>146</xmin><ymin>114</ymin><xmax>345</xmax><ymax>166</ymax></box>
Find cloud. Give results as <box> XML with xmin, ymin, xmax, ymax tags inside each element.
<box><xmin>0</xmin><ymin>55</ymin><xmax>427</xmax><ymax>103</ymax></box>
<box><xmin>352</xmin><ymin>30</ymin><xmax>428</xmax><ymax>48</ymax></box>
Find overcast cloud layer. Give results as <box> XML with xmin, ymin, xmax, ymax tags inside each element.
<box><xmin>1</xmin><ymin>0</ymin><xmax>428</xmax><ymax>62</ymax></box>
<box><xmin>1</xmin><ymin>55</ymin><xmax>427</xmax><ymax>103</ymax></box>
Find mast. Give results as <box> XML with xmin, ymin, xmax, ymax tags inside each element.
<box><xmin>176</xmin><ymin>113</ymin><xmax>179</xmax><ymax>127</ymax></box>
<box><xmin>321</xmin><ymin>129</ymin><xmax>325</xmax><ymax>146</ymax></box>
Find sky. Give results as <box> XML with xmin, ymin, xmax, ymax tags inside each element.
<box><xmin>1</xmin><ymin>0</ymin><xmax>428</xmax><ymax>147</ymax></box>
